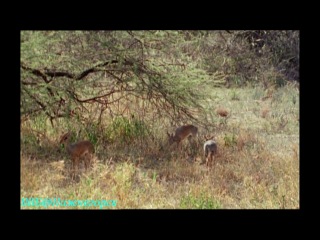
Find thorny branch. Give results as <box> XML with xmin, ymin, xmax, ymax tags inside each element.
<box><xmin>21</xmin><ymin>58</ymin><xmax>199</xmax><ymax>125</ymax></box>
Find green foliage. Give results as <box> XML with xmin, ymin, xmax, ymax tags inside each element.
<box><xmin>180</xmin><ymin>193</ymin><xmax>221</xmax><ymax>209</ymax></box>
<box><xmin>85</xmin><ymin>127</ymin><xmax>99</xmax><ymax>145</ymax></box>
<box><xmin>21</xmin><ymin>31</ymin><xmax>205</xmax><ymax>125</ymax></box>
<box><xmin>21</xmin><ymin>30</ymin><xmax>299</xmax><ymax>128</ymax></box>
<box><xmin>106</xmin><ymin>117</ymin><xmax>149</xmax><ymax>143</ymax></box>
<box><xmin>224</xmin><ymin>133</ymin><xmax>237</xmax><ymax>148</ymax></box>
<box><xmin>202</xmin><ymin>30</ymin><xmax>299</xmax><ymax>87</ymax></box>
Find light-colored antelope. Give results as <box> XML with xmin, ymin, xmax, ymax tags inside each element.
<box><xmin>167</xmin><ymin>124</ymin><xmax>198</xmax><ymax>150</ymax></box>
<box><xmin>203</xmin><ymin>135</ymin><xmax>218</xmax><ymax>168</ymax></box>
<box><xmin>59</xmin><ymin>132</ymin><xmax>94</xmax><ymax>178</ymax></box>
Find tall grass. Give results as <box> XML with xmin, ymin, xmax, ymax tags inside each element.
<box><xmin>21</xmin><ymin>84</ymin><xmax>299</xmax><ymax>209</ymax></box>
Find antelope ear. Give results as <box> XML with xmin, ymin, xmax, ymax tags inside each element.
<box><xmin>59</xmin><ymin>132</ymin><xmax>70</xmax><ymax>143</ymax></box>
<box><xmin>59</xmin><ymin>135</ymin><xmax>65</xmax><ymax>143</ymax></box>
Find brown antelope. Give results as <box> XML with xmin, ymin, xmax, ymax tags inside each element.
<box><xmin>59</xmin><ymin>132</ymin><xmax>94</xmax><ymax>178</ymax></box>
<box><xmin>167</xmin><ymin>125</ymin><xmax>198</xmax><ymax>150</ymax></box>
<box><xmin>203</xmin><ymin>135</ymin><xmax>218</xmax><ymax>168</ymax></box>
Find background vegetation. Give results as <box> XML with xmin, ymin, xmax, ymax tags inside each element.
<box><xmin>21</xmin><ymin>30</ymin><xmax>299</xmax><ymax>209</ymax></box>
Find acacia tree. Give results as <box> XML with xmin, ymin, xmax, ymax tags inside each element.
<box><xmin>21</xmin><ymin>31</ymin><xmax>206</xmax><ymax>126</ymax></box>
<box><xmin>21</xmin><ymin>31</ymin><xmax>298</xmax><ymax>128</ymax></box>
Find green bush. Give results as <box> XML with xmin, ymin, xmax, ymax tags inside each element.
<box><xmin>106</xmin><ymin>117</ymin><xmax>149</xmax><ymax>143</ymax></box>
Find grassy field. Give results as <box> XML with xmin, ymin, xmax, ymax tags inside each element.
<box><xmin>21</xmin><ymin>84</ymin><xmax>299</xmax><ymax>209</ymax></box>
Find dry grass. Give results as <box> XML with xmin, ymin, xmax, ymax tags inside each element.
<box><xmin>260</xmin><ymin>106</ymin><xmax>270</xmax><ymax>118</ymax></box>
<box><xmin>21</xmin><ymin>85</ymin><xmax>299</xmax><ymax>209</ymax></box>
